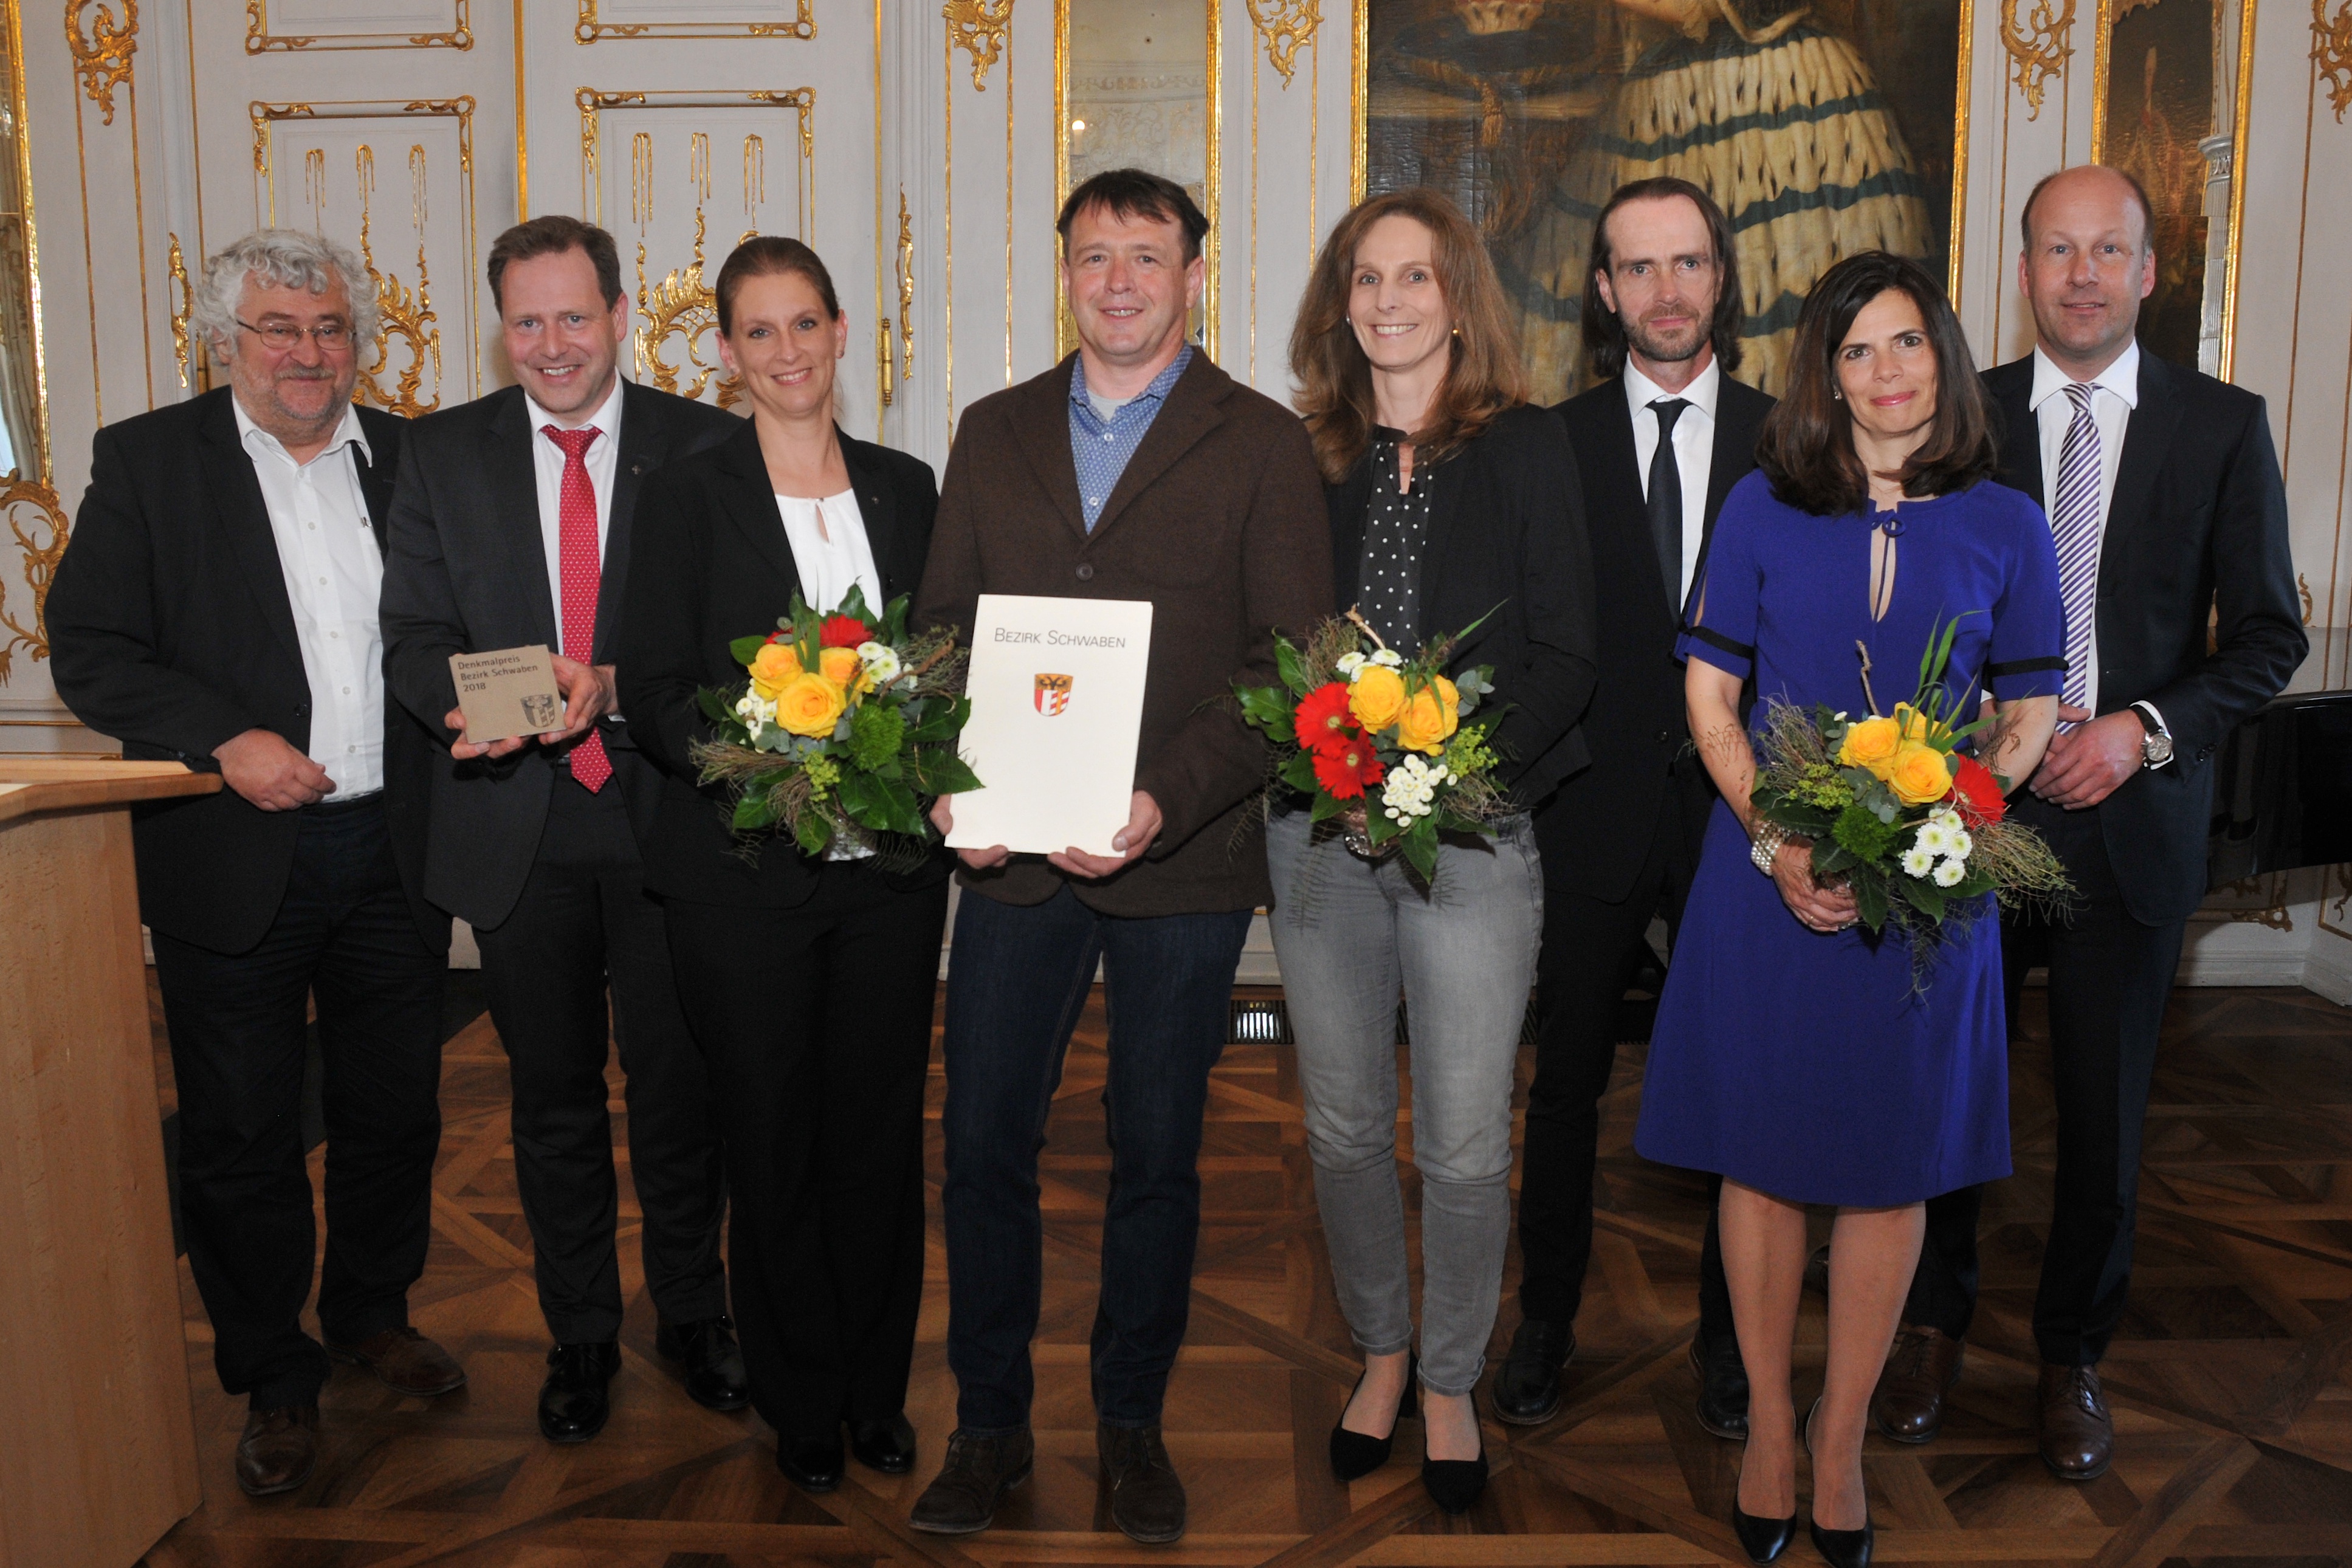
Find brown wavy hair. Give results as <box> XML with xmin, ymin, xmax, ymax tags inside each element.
<box><xmin>1755</xmin><ymin>251</ymin><xmax>1998</xmax><ymax>517</ymax></box>
<box><xmin>1290</xmin><ymin>188</ymin><xmax>1528</xmax><ymax>485</ymax></box>
<box><xmin>1580</xmin><ymin>176</ymin><xmax>1744</xmax><ymax>380</ymax></box>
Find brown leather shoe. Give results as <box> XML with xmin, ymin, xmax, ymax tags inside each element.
<box><xmin>1871</xmin><ymin>1324</ymin><xmax>1964</xmax><ymax>1443</ymax></box>
<box><xmin>1098</xmin><ymin>1423</ymin><xmax>1188</xmax><ymax>1544</ymax></box>
<box><xmin>2037</xmin><ymin>1362</ymin><xmax>2113</xmax><ymax>1482</ymax></box>
<box><xmin>327</xmin><ymin>1326</ymin><xmax>467</xmax><ymax>1397</ymax></box>
<box><xmin>235</xmin><ymin>1404</ymin><xmax>320</xmax><ymax>1497</ymax></box>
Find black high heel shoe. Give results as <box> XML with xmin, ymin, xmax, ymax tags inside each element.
<box><xmin>1420</xmin><ymin>1387</ymin><xmax>1488</xmax><ymax>1515</ymax></box>
<box><xmin>1730</xmin><ymin>1409</ymin><xmax>1797</xmax><ymax>1564</ymax></box>
<box><xmin>1804</xmin><ymin>1398</ymin><xmax>1875</xmax><ymax>1568</ymax></box>
<box><xmin>1329</xmin><ymin>1353</ymin><xmax>1418</xmax><ymax>1481</ymax></box>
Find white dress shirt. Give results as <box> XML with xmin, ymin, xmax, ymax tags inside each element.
<box><xmin>2030</xmin><ymin>339</ymin><xmax>2139</xmax><ymax>718</ymax></box>
<box><xmin>774</xmin><ymin>489</ymin><xmax>883</xmax><ymax>619</ymax></box>
<box><xmin>1625</xmin><ymin>355</ymin><xmax>1721</xmax><ymax>610</ymax></box>
<box><xmin>525</xmin><ymin>376</ymin><xmax>628</xmax><ymax>650</ymax></box>
<box><xmin>235</xmin><ymin>399</ymin><xmax>385</xmax><ymax>797</ymax></box>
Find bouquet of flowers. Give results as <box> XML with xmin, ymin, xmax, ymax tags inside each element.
<box><xmin>1748</xmin><ymin>614</ymin><xmax>2071</xmax><ymax>964</ymax></box>
<box><xmin>690</xmin><ymin>586</ymin><xmax>979</xmax><ymax>859</ymax></box>
<box><xmin>1233</xmin><ymin>610</ymin><xmax>1508</xmax><ymax>880</ymax></box>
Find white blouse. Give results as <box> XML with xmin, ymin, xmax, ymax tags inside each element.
<box><xmin>775</xmin><ymin>489</ymin><xmax>882</xmax><ymax>619</ymax></box>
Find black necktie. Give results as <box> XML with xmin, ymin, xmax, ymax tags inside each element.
<box><xmin>1648</xmin><ymin>397</ymin><xmax>1690</xmax><ymax>614</ymax></box>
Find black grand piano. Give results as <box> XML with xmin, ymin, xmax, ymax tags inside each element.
<box><xmin>2207</xmin><ymin>631</ymin><xmax>2352</xmax><ymax>887</ymax></box>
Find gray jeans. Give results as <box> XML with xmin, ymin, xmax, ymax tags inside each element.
<box><xmin>1266</xmin><ymin>810</ymin><xmax>1543</xmax><ymax>1396</ymax></box>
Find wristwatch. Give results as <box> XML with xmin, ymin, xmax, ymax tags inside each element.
<box><xmin>2130</xmin><ymin>701</ymin><xmax>2175</xmax><ymax>768</ymax></box>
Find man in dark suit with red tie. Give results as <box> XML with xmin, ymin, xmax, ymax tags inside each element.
<box><xmin>380</xmin><ymin>216</ymin><xmax>745</xmax><ymax>1443</ymax></box>
<box><xmin>1500</xmin><ymin>178</ymin><xmax>1774</xmax><ymax>1430</ymax></box>
<box><xmin>1866</xmin><ymin>164</ymin><xmax>2303</xmax><ymax>1480</ymax></box>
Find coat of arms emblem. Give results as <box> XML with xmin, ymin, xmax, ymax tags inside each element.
<box><xmin>1033</xmin><ymin>673</ymin><xmax>1073</xmax><ymax>716</ymax></box>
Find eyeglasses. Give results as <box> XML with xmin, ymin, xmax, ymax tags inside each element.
<box><xmin>236</xmin><ymin>317</ymin><xmax>355</xmax><ymax>352</ymax></box>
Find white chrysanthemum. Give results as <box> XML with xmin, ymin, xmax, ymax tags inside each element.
<box><xmin>1381</xmin><ymin>754</ymin><xmax>1448</xmax><ymax>820</ymax></box>
<box><xmin>1946</xmin><ymin>828</ymin><xmax>1974</xmax><ymax>859</ymax></box>
<box><xmin>1930</xmin><ymin>807</ymin><xmax>1964</xmax><ymax>832</ymax></box>
<box><xmin>1933</xmin><ymin>858</ymin><xmax>1966</xmax><ymax>887</ymax></box>
<box><xmin>1915</xmin><ymin>822</ymin><xmax>1953</xmax><ymax>856</ymax></box>
<box><xmin>1336</xmin><ymin>651</ymin><xmax>1366</xmax><ymax>677</ymax></box>
<box><xmin>1369</xmin><ymin>648</ymin><xmax>1405</xmax><ymax>667</ymax></box>
<box><xmin>1900</xmin><ymin>845</ymin><xmax>1936</xmax><ymax>878</ymax></box>
<box><xmin>857</xmin><ymin>641</ymin><xmax>903</xmax><ymax>686</ymax></box>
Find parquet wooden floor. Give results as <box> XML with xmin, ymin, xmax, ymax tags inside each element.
<box><xmin>140</xmin><ymin>981</ymin><xmax>2352</xmax><ymax>1567</ymax></box>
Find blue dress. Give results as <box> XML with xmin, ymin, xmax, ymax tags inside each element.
<box><xmin>1632</xmin><ymin>473</ymin><xmax>2066</xmax><ymax>1207</ymax></box>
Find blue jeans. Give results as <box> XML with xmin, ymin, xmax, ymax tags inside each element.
<box><xmin>941</xmin><ymin>884</ymin><xmax>1253</xmax><ymax>1431</ymax></box>
<box><xmin>1265</xmin><ymin>810</ymin><xmax>1543</xmax><ymax>1396</ymax></box>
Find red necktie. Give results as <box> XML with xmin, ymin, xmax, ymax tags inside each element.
<box><xmin>543</xmin><ymin>424</ymin><xmax>612</xmax><ymax>793</ymax></box>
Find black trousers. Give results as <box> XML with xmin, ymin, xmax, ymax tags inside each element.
<box><xmin>1905</xmin><ymin>803</ymin><xmax>2186</xmax><ymax>1366</ymax></box>
<box><xmin>1525</xmin><ymin>762</ymin><xmax>1733</xmax><ymax>1343</ymax></box>
<box><xmin>151</xmin><ymin>796</ymin><xmax>445</xmax><ymax>1409</ymax></box>
<box><xmin>475</xmin><ymin>774</ymin><xmax>728</xmax><ymax>1343</ymax></box>
<box><xmin>663</xmin><ymin>870</ymin><xmax>948</xmax><ymax>1438</ymax></box>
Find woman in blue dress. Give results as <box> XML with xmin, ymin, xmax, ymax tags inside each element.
<box><xmin>1634</xmin><ymin>252</ymin><xmax>2063</xmax><ymax>1568</ymax></box>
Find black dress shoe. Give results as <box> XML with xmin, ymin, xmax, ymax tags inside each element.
<box><xmin>779</xmin><ymin>1429</ymin><xmax>847</xmax><ymax>1493</ymax></box>
<box><xmin>1689</xmin><ymin>1328</ymin><xmax>1750</xmax><ymax>1440</ymax></box>
<box><xmin>1804</xmin><ymin>1398</ymin><xmax>1873</xmax><ymax>1567</ymax></box>
<box><xmin>538</xmin><ymin>1341</ymin><xmax>621</xmax><ymax>1444</ymax></box>
<box><xmin>1098</xmin><ymin>1423</ymin><xmax>1188</xmax><ymax>1544</ymax></box>
<box><xmin>655</xmin><ymin>1315</ymin><xmax>750</xmax><ymax>1412</ymax></box>
<box><xmin>1491</xmin><ymin>1318</ymin><xmax>1575</xmax><ymax>1426</ymax></box>
<box><xmin>850</xmin><ymin>1412</ymin><xmax>918</xmax><ymax>1474</ymax></box>
<box><xmin>1419</xmin><ymin>1391</ymin><xmax>1488</xmax><ymax>1515</ymax></box>
<box><xmin>1329</xmin><ymin>1353</ymin><xmax>1417</xmax><ymax>1481</ymax></box>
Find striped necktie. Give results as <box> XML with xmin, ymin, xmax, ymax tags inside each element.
<box><xmin>2051</xmin><ymin>382</ymin><xmax>2102</xmax><ymax>722</ymax></box>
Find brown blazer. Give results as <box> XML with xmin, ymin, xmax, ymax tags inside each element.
<box><xmin>915</xmin><ymin>350</ymin><xmax>1333</xmax><ymax>916</ymax></box>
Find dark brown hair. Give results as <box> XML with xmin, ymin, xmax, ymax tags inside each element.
<box><xmin>1754</xmin><ymin>251</ymin><xmax>1998</xmax><ymax>517</ymax></box>
<box><xmin>1581</xmin><ymin>176</ymin><xmax>1744</xmax><ymax>379</ymax></box>
<box><xmin>486</xmin><ymin>215</ymin><xmax>624</xmax><ymax>312</ymax></box>
<box><xmin>2020</xmin><ymin>163</ymin><xmax>2157</xmax><ymax>253</ymax></box>
<box><xmin>1289</xmin><ymin>187</ymin><xmax>1528</xmax><ymax>485</ymax></box>
<box><xmin>1056</xmin><ymin>168</ymin><xmax>1209</xmax><ymax>264</ymax></box>
<box><xmin>715</xmin><ymin>235</ymin><xmax>841</xmax><ymax>334</ymax></box>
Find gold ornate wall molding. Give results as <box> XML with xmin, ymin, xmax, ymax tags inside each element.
<box><xmin>167</xmin><ymin>230</ymin><xmax>191</xmax><ymax>389</ymax></box>
<box><xmin>2001</xmin><ymin>0</ymin><xmax>2074</xmax><ymax>119</ymax></box>
<box><xmin>66</xmin><ymin>0</ymin><xmax>136</xmax><ymax>125</ymax></box>
<box><xmin>634</xmin><ymin>208</ymin><xmax>742</xmax><ymax>407</ymax></box>
<box><xmin>352</xmin><ymin>145</ymin><xmax>441</xmax><ymax>418</ymax></box>
<box><xmin>0</xmin><ymin>474</ymin><xmax>66</xmax><ymax>680</ymax></box>
<box><xmin>2318</xmin><ymin>0</ymin><xmax>2352</xmax><ymax>121</ymax></box>
<box><xmin>576</xmin><ymin>0</ymin><xmax>813</xmax><ymax>42</ymax></box>
<box><xmin>245</xmin><ymin>0</ymin><xmax>471</xmax><ymax>52</ymax></box>
<box><xmin>1246</xmin><ymin>0</ymin><xmax>1319</xmax><ymax>84</ymax></box>
<box><xmin>944</xmin><ymin>0</ymin><xmax>1011</xmax><ymax>90</ymax></box>
<box><xmin>895</xmin><ymin>188</ymin><xmax>915</xmax><ymax>389</ymax></box>
<box><xmin>576</xmin><ymin>88</ymin><xmax>816</xmax><ymax>235</ymax></box>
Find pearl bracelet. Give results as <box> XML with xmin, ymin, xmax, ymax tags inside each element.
<box><xmin>1749</xmin><ymin>822</ymin><xmax>1790</xmax><ymax>875</ymax></box>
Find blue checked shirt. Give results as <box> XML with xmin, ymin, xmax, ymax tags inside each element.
<box><xmin>1069</xmin><ymin>345</ymin><xmax>1192</xmax><ymax>531</ymax></box>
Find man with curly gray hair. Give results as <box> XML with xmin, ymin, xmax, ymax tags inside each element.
<box><xmin>48</xmin><ymin>227</ymin><xmax>461</xmax><ymax>1499</ymax></box>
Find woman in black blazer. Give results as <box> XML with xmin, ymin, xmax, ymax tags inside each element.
<box><xmin>618</xmin><ymin>237</ymin><xmax>947</xmax><ymax>1494</ymax></box>
<box><xmin>1276</xmin><ymin>188</ymin><xmax>1596</xmax><ymax>1515</ymax></box>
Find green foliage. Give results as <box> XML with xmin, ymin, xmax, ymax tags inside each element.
<box><xmin>1236</xmin><ymin>682</ymin><xmax>1299</xmax><ymax>743</ymax></box>
<box><xmin>728</xmin><ymin>635</ymin><xmax>771</xmax><ymax>667</ymax></box>
<box><xmin>849</xmin><ymin>702</ymin><xmax>907</xmax><ymax>772</ymax></box>
<box><xmin>1274</xmin><ymin>638</ymin><xmax>1311</xmax><ymax>698</ymax></box>
<box><xmin>1788</xmin><ymin>762</ymin><xmax>1854</xmax><ymax>812</ymax></box>
<box><xmin>802</xmin><ymin>752</ymin><xmax>842</xmax><ymax>798</ymax></box>
<box><xmin>1832</xmin><ymin>803</ymin><xmax>1901</xmax><ymax>862</ymax></box>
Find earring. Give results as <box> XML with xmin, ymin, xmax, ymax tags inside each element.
<box><xmin>1832</xmin><ymin>388</ymin><xmax>1843</xmax><ymax>401</ymax></box>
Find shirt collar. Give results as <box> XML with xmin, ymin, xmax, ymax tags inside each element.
<box><xmin>1622</xmin><ymin>353</ymin><xmax>1721</xmax><ymax>424</ymax></box>
<box><xmin>525</xmin><ymin>374</ymin><xmax>628</xmax><ymax>449</ymax></box>
<box><xmin>2030</xmin><ymin>338</ymin><xmax>2141</xmax><ymax>412</ymax></box>
<box><xmin>1071</xmin><ymin>343</ymin><xmax>1193</xmax><ymax>414</ymax></box>
<box><xmin>233</xmin><ymin>396</ymin><xmax>371</xmax><ymax>467</ymax></box>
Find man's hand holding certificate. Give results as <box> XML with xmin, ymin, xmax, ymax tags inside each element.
<box><xmin>444</xmin><ymin>645</ymin><xmax>614</xmax><ymax>760</ymax></box>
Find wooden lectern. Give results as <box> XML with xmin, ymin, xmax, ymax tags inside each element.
<box><xmin>0</xmin><ymin>761</ymin><xmax>217</xmax><ymax>1567</ymax></box>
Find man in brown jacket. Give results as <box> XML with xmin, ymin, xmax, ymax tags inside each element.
<box><xmin>910</xmin><ymin>170</ymin><xmax>1331</xmax><ymax>1546</ymax></box>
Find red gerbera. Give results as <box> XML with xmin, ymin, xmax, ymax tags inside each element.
<box><xmin>1293</xmin><ymin>683</ymin><xmax>1358</xmax><ymax>754</ymax></box>
<box><xmin>819</xmin><ymin>614</ymin><xmax>872</xmax><ymax>648</ymax></box>
<box><xmin>1313</xmin><ymin>736</ymin><xmax>1385</xmax><ymax>800</ymax></box>
<box><xmin>1948</xmin><ymin>753</ymin><xmax>2007</xmax><ymax>825</ymax></box>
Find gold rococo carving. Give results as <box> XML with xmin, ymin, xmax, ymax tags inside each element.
<box><xmin>167</xmin><ymin>230</ymin><xmax>193</xmax><ymax>390</ymax></box>
<box><xmin>66</xmin><ymin>0</ymin><xmax>136</xmax><ymax>125</ymax></box>
<box><xmin>944</xmin><ymin>0</ymin><xmax>1013</xmax><ymax>91</ymax></box>
<box><xmin>2001</xmin><ymin>0</ymin><xmax>2074</xmax><ymax>120</ymax></box>
<box><xmin>0</xmin><ymin>472</ymin><xmax>67</xmax><ymax>681</ymax></box>
<box><xmin>576</xmin><ymin>1</ymin><xmax>812</xmax><ymax>43</ymax></box>
<box><xmin>2319</xmin><ymin>0</ymin><xmax>2352</xmax><ymax>122</ymax></box>
<box><xmin>635</xmin><ymin>208</ymin><xmax>743</xmax><ymax>408</ymax></box>
<box><xmin>352</xmin><ymin>145</ymin><xmax>441</xmax><ymax>419</ymax></box>
<box><xmin>1245</xmin><ymin>0</ymin><xmax>1321</xmax><ymax>84</ymax></box>
<box><xmin>246</xmin><ymin>0</ymin><xmax>472</xmax><ymax>52</ymax></box>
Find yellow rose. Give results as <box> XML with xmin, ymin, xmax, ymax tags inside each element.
<box><xmin>1893</xmin><ymin>702</ymin><xmax>1938</xmax><ymax>743</ymax></box>
<box><xmin>1348</xmin><ymin>665</ymin><xmax>1408</xmax><ymax>731</ymax></box>
<box><xmin>1394</xmin><ymin>677</ymin><xmax>1461</xmax><ymax>754</ymax></box>
<box><xmin>774</xmin><ymin>670</ymin><xmax>848</xmax><ymax>737</ymax></box>
<box><xmin>817</xmin><ymin>645</ymin><xmax>864</xmax><ymax>693</ymax></box>
<box><xmin>1886</xmin><ymin>741</ymin><xmax>1953</xmax><ymax>806</ymax></box>
<box><xmin>1837</xmin><ymin>715</ymin><xmax>1903</xmax><ymax>777</ymax></box>
<box><xmin>748</xmin><ymin>640</ymin><xmax>802</xmax><ymax>699</ymax></box>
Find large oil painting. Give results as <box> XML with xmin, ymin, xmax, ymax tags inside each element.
<box><xmin>1363</xmin><ymin>0</ymin><xmax>1965</xmax><ymax>402</ymax></box>
<box><xmin>2099</xmin><ymin>0</ymin><xmax>2217</xmax><ymax>369</ymax></box>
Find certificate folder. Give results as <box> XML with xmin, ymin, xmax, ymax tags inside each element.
<box><xmin>947</xmin><ymin>594</ymin><xmax>1154</xmax><ymax>857</ymax></box>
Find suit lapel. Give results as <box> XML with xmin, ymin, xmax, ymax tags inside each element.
<box><xmin>1991</xmin><ymin>359</ymin><xmax>2044</xmax><ymax>503</ymax></box>
<box><xmin>484</xmin><ymin>388</ymin><xmax>560</xmax><ymax>649</ymax></box>
<box><xmin>594</xmin><ymin>382</ymin><xmax>667</xmax><ymax>661</ymax></box>
<box><xmin>1088</xmin><ymin>353</ymin><xmax>1227</xmax><ymax>541</ymax></box>
<box><xmin>1013</xmin><ymin>359</ymin><xmax>1091</xmax><ymax>540</ymax></box>
<box><xmin>1415</xmin><ymin>440</ymin><xmax>1466</xmax><ymax>633</ymax></box>
<box><xmin>350</xmin><ymin>410</ymin><xmax>397</xmax><ymax>551</ymax></box>
<box><xmin>1328</xmin><ymin>455</ymin><xmax>1373</xmax><ymax>607</ymax></box>
<box><xmin>712</xmin><ymin>418</ymin><xmax>806</xmax><ymax>599</ymax></box>
<box><xmin>198</xmin><ymin>393</ymin><xmax>306</xmax><ymax>672</ymax></box>
<box><xmin>1685</xmin><ymin>384</ymin><xmax>1761</xmax><ymax>621</ymax></box>
<box><xmin>2104</xmin><ymin>353</ymin><xmax>2181</xmax><ymax>568</ymax></box>
<box><xmin>841</xmin><ymin>433</ymin><xmax>907</xmax><ymax>595</ymax></box>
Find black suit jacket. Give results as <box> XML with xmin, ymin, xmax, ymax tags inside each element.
<box><xmin>1324</xmin><ymin>403</ymin><xmax>1600</xmax><ymax>801</ymax></box>
<box><xmin>1535</xmin><ymin>373</ymin><xmax>1775</xmax><ymax>899</ymax></box>
<box><xmin>379</xmin><ymin>380</ymin><xmax>740</xmax><ymax>929</ymax></box>
<box><xmin>1985</xmin><ymin>351</ymin><xmax>2305</xmax><ymax>923</ymax></box>
<box><xmin>617</xmin><ymin>418</ymin><xmax>947</xmax><ymax>907</ymax></box>
<box><xmin>47</xmin><ymin>388</ymin><xmax>445</xmax><ymax>955</ymax></box>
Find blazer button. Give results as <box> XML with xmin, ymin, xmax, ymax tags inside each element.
<box><xmin>1075</xmin><ymin>562</ymin><xmax>1095</xmax><ymax>582</ymax></box>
